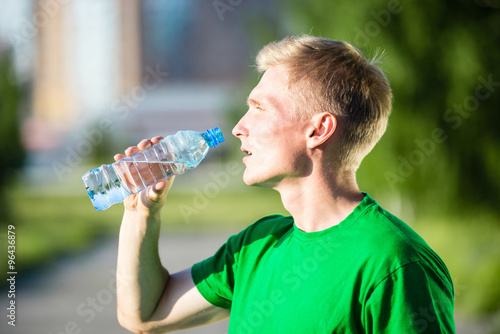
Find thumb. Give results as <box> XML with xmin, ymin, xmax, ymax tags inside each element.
<box><xmin>150</xmin><ymin>180</ymin><xmax>167</xmax><ymax>198</ymax></box>
<box><xmin>148</xmin><ymin>177</ymin><xmax>175</xmax><ymax>201</ymax></box>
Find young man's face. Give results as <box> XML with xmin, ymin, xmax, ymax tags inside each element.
<box><xmin>232</xmin><ymin>66</ymin><xmax>310</xmax><ymax>188</ymax></box>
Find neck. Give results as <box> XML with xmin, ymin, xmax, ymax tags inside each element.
<box><xmin>274</xmin><ymin>166</ymin><xmax>364</xmax><ymax>233</ymax></box>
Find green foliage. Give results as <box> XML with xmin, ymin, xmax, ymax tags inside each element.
<box><xmin>0</xmin><ymin>48</ymin><xmax>25</xmax><ymax>225</ymax></box>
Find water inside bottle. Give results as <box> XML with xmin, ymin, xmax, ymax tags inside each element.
<box><xmin>82</xmin><ymin>166</ymin><xmax>132</xmax><ymax>211</ymax></box>
<box><xmin>113</xmin><ymin>160</ymin><xmax>188</xmax><ymax>194</ymax></box>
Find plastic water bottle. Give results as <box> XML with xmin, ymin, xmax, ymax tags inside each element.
<box><xmin>82</xmin><ymin>127</ymin><xmax>224</xmax><ymax>211</ymax></box>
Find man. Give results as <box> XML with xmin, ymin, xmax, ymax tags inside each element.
<box><xmin>115</xmin><ymin>35</ymin><xmax>455</xmax><ymax>333</ymax></box>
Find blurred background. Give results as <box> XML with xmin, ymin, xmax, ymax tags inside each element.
<box><xmin>0</xmin><ymin>0</ymin><xmax>499</xmax><ymax>333</ymax></box>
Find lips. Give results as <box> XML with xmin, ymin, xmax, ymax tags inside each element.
<box><xmin>241</xmin><ymin>146</ymin><xmax>252</xmax><ymax>156</ymax></box>
<box><xmin>241</xmin><ymin>146</ymin><xmax>252</xmax><ymax>163</ymax></box>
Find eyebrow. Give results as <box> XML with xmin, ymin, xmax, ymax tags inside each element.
<box><xmin>247</xmin><ymin>97</ymin><xmax>275</xmax><ymax>109</ymax></box>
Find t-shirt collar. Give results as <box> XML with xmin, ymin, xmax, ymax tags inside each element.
<box><xmin>292</xmin><ymin>192</ymin><xmax>375</xmax><ymax>241</ymax></box>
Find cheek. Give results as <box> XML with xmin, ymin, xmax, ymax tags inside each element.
<box><xmin>274</xmin><ymin>135</ymin><xmax>306</xmax><ymax>162</ymax></box>
<box><xmin>252</xmin><ymin>122</ymin><xmax>280</xmax><ymax>148</ymax></box>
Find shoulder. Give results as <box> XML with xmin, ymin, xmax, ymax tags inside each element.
<box><xmin>355</xmin><ymin>196</ymin><xmax>428</xmax><ymax>261</ymax></box>
<box><xmin>355</xmin><ymin>195</ymin><xmax>452</xmax><ymax>287</ymax></box>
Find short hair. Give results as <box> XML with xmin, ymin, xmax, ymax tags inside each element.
<box><xmin>256</xmin><ymin>35</ymin><xmax>392</xmax><ymax>171</ymax></box>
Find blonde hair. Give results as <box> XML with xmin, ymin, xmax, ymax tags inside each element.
<box><xmin>256</xmin><ymin>35</ymin><xmax>392</xmax><ymax>171</ymax></box>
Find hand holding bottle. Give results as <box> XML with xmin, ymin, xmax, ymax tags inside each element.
<box><xmin>113</xmin><ymin>136</ymin><xmax>175</xmax><ymax>215</ymax></box>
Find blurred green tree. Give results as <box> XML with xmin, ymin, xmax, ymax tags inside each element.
<box><xmin>0</xmin><ymin>46</ymin><xmax>25</xmax><ymax>226</ymax></box>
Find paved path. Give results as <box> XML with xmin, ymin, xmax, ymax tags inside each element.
<box><xmin>1</xmin><ymin>229</ymin><xmax>240</xmax><ymax>334</ymax></box>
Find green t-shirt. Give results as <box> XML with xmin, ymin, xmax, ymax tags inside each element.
<box><xmin>191</xmin><ymin>193</ymin><xmax>455</xmax><ymax>333</ymax></box>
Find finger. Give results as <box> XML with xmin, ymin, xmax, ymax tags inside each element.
<box><xmin>149</xmin><ymin>177</ymin><xmax>175</xmax><ymax>202</ymax></box>
<box><xmin>137</xmin><ymin>139</ymin><xmax>153</xmax><ymax>151</ymax></box>
<box><xmin>114</xmin><ymin>153</ymin><xmax>126</xmax><ymax>162</ymax></box>
<box><xmin>152</xmin><ymin>180</ymin><xmax>167</xmax><ymax>193</ymax></box>
<box><xmin>151</xmin><ymin>136</ymin><xmax>164</xmax><ymax>145</ymax></box>
<box><xmin>124</xmin><ymin>146</ymin><xmax>139</xmax><ymax>156</ymax></box>
<box><xmin>147</xmin><ymin>183</ymin><xmax>163</xmax><ymax>203</ymax></box>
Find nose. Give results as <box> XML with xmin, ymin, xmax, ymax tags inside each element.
<box><xmin>232</xmin><ymin>113</ymin><xmax>248</xmax><ymax>138</ymax></box>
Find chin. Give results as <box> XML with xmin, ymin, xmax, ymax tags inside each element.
<box><xmin>243</xmin><ymin>171</ymin><xmax>263</xmax><ymax>187</ymax></box>
<box><xmin>243</xmin><ymin>172</ymin><xmax>277</xmax><ymax>189</ymax></box>
<box><xmin>242</xmin><ymin>175</ymin><xmax>258</xmax><ymax>187</ymax></box>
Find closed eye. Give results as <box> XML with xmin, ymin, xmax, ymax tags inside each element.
<box><xmin>247</xmin><ymin>98</ymin><xmax>265</xmax><ymax>111</ymax></box>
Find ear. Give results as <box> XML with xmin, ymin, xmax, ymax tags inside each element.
<box><xmin>306</xmin><ymin>112</ymin><xmax>337</xmax><ymax>149</ymax></box>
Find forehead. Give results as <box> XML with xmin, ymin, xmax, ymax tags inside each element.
<box><xmin>247</xmin><ymin>66</ymin><xmax>292</xmax><ymax>110</ymax></box>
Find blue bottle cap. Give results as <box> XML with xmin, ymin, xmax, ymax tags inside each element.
<box><xmin>203</xmin><ymin>127</ymin><xmax>225</xmax><ymax>147</ymax></box>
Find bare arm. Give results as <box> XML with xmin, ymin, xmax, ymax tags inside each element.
<box><xmin>115</xmin><ymin>137</ymin><xmax>230</xmax><ymax>333</ymax></box>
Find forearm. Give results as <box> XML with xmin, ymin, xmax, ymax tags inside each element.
<box><xmin>116</xmin><ymin>209</ymin><xmax>169</xmax><ymax>327</ymax></box>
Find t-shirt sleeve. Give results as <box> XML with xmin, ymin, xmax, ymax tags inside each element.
<box><xmin>191</xmin><ymin>232</ymin><xmax>243</xmax><ymax>310</ymax></box>
<box><xmin>363</xmin><ymin>261</ymin><xmax>455</xmax><ymax>333</ymax></box>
